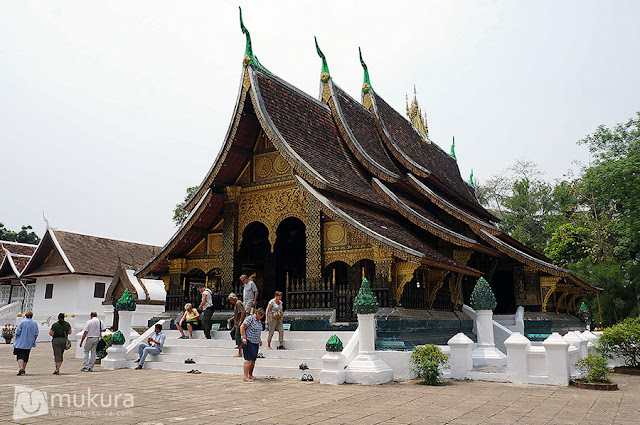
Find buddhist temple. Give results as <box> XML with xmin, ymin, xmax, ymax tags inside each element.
<box><xmin>138</xmin><ymin>9</ymin><xmax>600</xmax><ymax>338</ymax></box>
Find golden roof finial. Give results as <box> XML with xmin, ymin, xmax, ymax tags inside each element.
<box><xmin>406</xmin><ymin>85</ymin><xmax>428</xmax><ymax>139</ymax></box>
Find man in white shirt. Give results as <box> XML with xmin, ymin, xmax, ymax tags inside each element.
<box><xmin>240</xmin><ymin>273</ymin><xmax>258</xmax><ymax>313</ymax></box>
<box><xmin>79</xmin><ymin>312</ymin><xmax>105</xmax><ymax>372</ymax></box>
<box><xmin>135</xmin><ymin>324</ymin><xmax>166</xmax><ymax>369</ymax></box>
<box><xmin>197</xmin><ymin>283</ymin><xmax>215</xmax><ymax>339</ymax></box>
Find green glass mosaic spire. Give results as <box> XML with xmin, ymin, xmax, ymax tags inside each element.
<box><xmin>469</xmin><ymin>169</ymin><xmax>475</xmax><ymax>189</ymax></box>
<box><xmin>315</xmin><ymin>37</ymin><xmax>331</xmax><ymax>83</ymax></box>
<box><xmin>116</xmin><ymin>289</ymin><xmax>136</xmax><ymax>311</ymax></box>
<box><xmin>353</xmin><ymin>278</ymin><xmax>379</xmax><ymax>314</ymax></box>
<box><xmin>325</xmin><ymin>334</ymin><xmax>343</xmax><ymax>352</ymax></box>
<box><xmin>450</xmin><ymin>136</ymin><xmax>457</xmax><ymax>160</ymax></box>
<box><xmin>579</xmin><ymin>302</ymin><xmax>589</xmax><ymax>313</ymax></box>
<box><xmin>239</xmin><ymin>7</ymin><xmax>255</xmax><ymax>67</ymax></box>
<box><xmin>359</xmin><ymin>47</ymin><xmax>372</xmax><ymax>93</ymax></box>
<box><xmin>111</xmin><ymin>330</ymin><xmax>126</xmax><ymax>346</ymax></box>
<box><xmin>470</xmin><ymin>277</ymin><xmax>497</xmax><ymax>311</ymax></box>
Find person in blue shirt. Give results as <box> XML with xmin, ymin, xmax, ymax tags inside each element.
<box><xmin>13</xmin><ymin>311</ymin><xmax>39</xmax><ymax>376</ymax></box>
<box><xmin>135</xmin><ymin>324</ymin><xmax>166</xmax><ymax>369</ymax></box>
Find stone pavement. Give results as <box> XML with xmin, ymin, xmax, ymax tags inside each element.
<box><xmin>0</xmin><ymin>343</ymin><xmax>639</xmax><ymax>425</ymax></box>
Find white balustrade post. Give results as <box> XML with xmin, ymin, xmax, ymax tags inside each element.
<box><xmin>344</xmin><ymin>313</ymin><xmax>394</xmax><ymax>385</ymax></box>
<box><xmin>118</xmin><ymin>311</ymin><xmax>133</xmax><ymax>346</ymax></box>
<box><xmin>472</xmin><ymin>310</ymin><xmax>507</xmax><ymax>366</ymax></box>
<box><xmin>447</xmin><ymin>333</ymin><xmax>473</xmax><ymax>379</ymax></box>
<box><xmin>504</xmin><ymin>332</ymin><xmax>530</xmax><ymax>383</ymax></box>
<box><xmin>542</xmin><ymin>333</ymin><xmax>570</xmax><ymax>386</ymax></box>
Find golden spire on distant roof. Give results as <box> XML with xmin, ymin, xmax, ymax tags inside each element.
<box><xmin>405</xmin><ymin>85</ymin><xmax>429</xmax><ymax>139</ymax></box>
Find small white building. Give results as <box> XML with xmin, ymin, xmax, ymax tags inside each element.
<box><xmin>0</xmin><ymin>241</ymin><xmax>38</xmax><ymax>324</ymax></box>
<box><xmin>17</xmin><ymin>228</ymin><xmax>162</xmax><ymax>340</ymax></box>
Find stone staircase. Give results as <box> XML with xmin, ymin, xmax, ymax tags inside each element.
<box><xmin>139</xmin><ymin>329</ymin><xmax>354</xmax><ymax>380</ymax></box>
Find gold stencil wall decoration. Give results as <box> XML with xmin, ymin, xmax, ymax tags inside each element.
<box><xmin>237</xmin><ymin>185</ymin><xmax>307</xmax><ymax>249</ymax></box>
<box><xmin>207</xmin><ymin>234</ymin><xmax>223</xmax><ymax>255</ymax></box>
<box><xmin>325</xmin><ymin>222</ymin><xmax>347</xmax><ymax>246</ymax></box>
<box><xmin>253</xmin><ymin>151</ymin><xmax>292</xmax><ymax>182</ymax></box>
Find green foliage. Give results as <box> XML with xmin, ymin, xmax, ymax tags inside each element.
<box><xmin>597</xmin><ymin>317</ymin><xmax>640</xmax><ymax>368</ymax></box>
<box><xmin>353</xmin><ymin>278</ymin><xmax>379</xmax><ymax>314</ymax></box>
<box><xmin>325</xmin><ymin>334</ymin><xmax>343</xmax><ymax>352</ymax></box>
<box><xmin>116</xmin><ymin>289</ymin><xmax>136</xmax><ymax>311</ymax></box>
<box><xmin>96</xmin><ymin>334</ymin><xmax>112</xmax><ymax>359</ymax></box>
<box><xmin>575</xmin><ymin>353</ymin><xmax>610</xmax><ymax>383</ymax></box>
<box><xmin>470</xmin><ymin>277</ymin><xmax>497</xmax><ymax>311</ymax></box>
<box><xmin>0</xmin><ymin>223</ymin><xmax>40</xmax><ymax>244</ymax></box>
<box><xmin>111</xmin><ymin>330</ymin><xmax>126</xmax><ymax>346</ymax></box>
<box><xmin>172</xmin><ymin>186</ymin><xmax>198</xmax><ymax>227</ymax></box>
<box><xmin>410</xmin><ymin>344</ymin><xmax>449</xmax><ymax>385</ymax></box>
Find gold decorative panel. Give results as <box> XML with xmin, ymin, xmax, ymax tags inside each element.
<box><xmin>238</xmin><ymin>184</ymin><xmax>307</xmax><ymax>249</ymax></box>
<box><xmin>207</xmin><ymin>234</ymin><xmax>223</xmax><ymax>255</ymax></box>
<box><xmin>253</xmin><ymin>151</ymin><xmax>292</xmax><ymax>182</ymax></box>
<box><xmin>324</xmin><ymin>247</ymin><xmax>374</xmax><ymax>268</ymax></box>
<box><xmin>187</xmin><ymin>239</ymin><xmax>206</xmax><ymax>257</ymax></box>
<box><xmin>324</xmin><ymin>221</ymin><xmax>347</xmax><ymax>246</ymax></box>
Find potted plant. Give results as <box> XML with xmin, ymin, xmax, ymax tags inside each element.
<box><xmin>573</xmin><ymin>353</ymin><xmax>618</xmax><ymax>390</ymax></box>
<box><xmin>2</xmin><ymin>324</ymin><xmax>16</xmax><ymax>343</ymax></box>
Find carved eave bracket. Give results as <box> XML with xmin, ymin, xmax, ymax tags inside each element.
<box><xmin>540</xmin><ymin>276</ymin><xmax>562</xmax><ymax>312</ymax></box>
<box><xmin>427</xmin><ymin>268</ymin><xmax>450</xmax><ymax>309</ymax></box>
<box><xmin>395</xmin><ymin>261</ymin><xmax>420</xmax><ymax>306</ymax></box>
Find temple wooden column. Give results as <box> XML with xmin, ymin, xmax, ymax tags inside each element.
<box><xmin>221</xmin><ymin>186</ymin><xmax>241</xmax><ymax>294</ymax></box>
<box><xmin>167</xmin><ymin>258</ymin><xmax>186</xmax><ymax>311</ymax></box>
<box><xmin>305</xmin><ymin>199</ymin><xmax>322</xmax><ymax>290</ymax></box>
<box><xmin>372</xmin><ymin>246</ymin><xmax>393</xmax><ymax>288</ymax></box>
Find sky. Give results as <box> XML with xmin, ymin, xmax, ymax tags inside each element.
<box><xmin>1</xmin><ymin>1</ymin><xmax>639</xmax><ymax>247</ymax></box>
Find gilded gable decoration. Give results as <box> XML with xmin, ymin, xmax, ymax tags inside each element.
<box><xmin>207</xmin><ymin>234</ymin><xmax>223</xmax><ymax>255</ymax></box>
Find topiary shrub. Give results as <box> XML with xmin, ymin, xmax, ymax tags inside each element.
<box><xmin>353</xmin><ymin>278</ymin><xmax>379</xmax><ymax>315</ymax></box>
<box><xmin>325</xmin><ymin>334</ymin><xmax>343</xmax><ymax>352</ymax></box>
<box><xmin>470</xmin><ymin>277</ymin><xmax>497</xmax><ymax>311</ymax></box>
<box><xmin>111</xmin><ymin>330</ymin><xmax>126</xmax><ymax>346</ymax></box>
<box><xmin>410</xmin><ymin>344</ymin><xmax>449</xmax><ymax>385</ymax></box>
<box><xmin>116</xmin><ymin>289</ymin><xmax>137</xmax><ymax>311</ymax></box>
<box><xmin>575</xmin><ymin>353</ymin><xmax>611</xmax><ymax>383</ymax></box>
<box><xmin>598</xmin><ymin>317</ymin><xmax>640</xmax><ymax>368</ymax></box>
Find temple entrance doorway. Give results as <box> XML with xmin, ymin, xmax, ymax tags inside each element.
<box><xmin>238</xmin><ymin>222</ymin><xmax>272</xmax><ymax>309</ymax></box>
<box><xmin>273</xmin><ymin>217</ymin><xmax>305</xmax><ymax>308</ymax></box>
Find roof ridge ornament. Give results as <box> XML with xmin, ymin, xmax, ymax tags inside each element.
<box><xmin>450</xmin><ymin>136</ymin><xmax>457</xmax><ymax>160</ymax></box>
<box><xmin>359</xmin><ymin>47</ymin><xmax>371</xmax><ymax>94</ymax></box>
<box><xmin>239</xmin><ymin>7</ymin><xmax>255</xmax><ymax>67</ymax></box>
<box><xmin>315</xmin><ymin>37</ymin><xmax>331</xmax><ymax>83</ymax></box>
<box><xmin>469</xmin><ymin>169</ymin><xmax>475</xmax><ymax>189</ymax></box>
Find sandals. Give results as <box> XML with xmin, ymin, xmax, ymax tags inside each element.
<box><xmin>299</xmin><ymin>363</ymin><xmax>309</xmax><ymax>370</ymax></box>
<box><xmin>187</xmin><ymin>369</ymin><xmax>201</xmax><ymax>374</ymax></box>
<box><xmin>257</xmin><ymin>353</ymin><xmax>265</xmax><ymax>359</ymax></box>
<box><xmin>301</xmin><ymin>374</ymin><xmax>314</xmax><ymax>382</ymax></box>
<box><xmin>179</xmin><ymin>335</ymin><xmax>189</xmax><ymax>339</ymax></box>
<box><xmin>277</xmin><ymin>345</ymin><xmax>286</xmax><ymax>350</ymax></box>
<box><xmin>184</xmin><ymin>358</ymin><xmax>196</xmax><ymax>364</ymax></box>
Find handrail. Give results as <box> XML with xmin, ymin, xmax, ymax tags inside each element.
<box><xmin>0</xmin><ymin>302</ymin><xmax>20</xmax><ymax>325</ymax></box>
<box><xmin>341</xmin><ymin>326</ymin><xmax>360</xmax><ymax>366</ymax></box>
<box><xmin>124</xmin><ymin>319</ymin><xmax>167</xmax><ymax>360</ymax></box>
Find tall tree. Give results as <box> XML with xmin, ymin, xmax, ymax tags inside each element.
<box><xmin>172</xmin><ymin>186</ymin><xmax>198</xmax><ymax>227</ymax></box>
<box><xmin>0</xmin><ymin>223</ymin><xmax>40</xmax><ymax>244</ymax></box>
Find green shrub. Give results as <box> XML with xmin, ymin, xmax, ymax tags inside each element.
<box><xmin>97</xmin><ymin>334</ymin><xmax>113</xmax><ymax>359</ymax></box>
<box><xmin>598</xmin><ymin>317</ymin><xmax>640</xmax><ymax>368</ymax></box>
<box><xmin>575</xmin><ymin>353</ymin><xmax>611</xmax><ymax>383</ymax></box>
<box><xmin>410</xmin><ymin>344</ymin><xmax>449</xmax><ymax>385</ymax></box>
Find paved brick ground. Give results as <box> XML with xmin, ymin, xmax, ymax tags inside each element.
<box><xmin>0</xmin><ymin>343</ymin><xmax>639</xmax><ymax>424</ymax></box>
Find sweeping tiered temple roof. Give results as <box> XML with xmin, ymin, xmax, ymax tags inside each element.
<box><xmin>139</xmin><ymin>9</ymin><xmax>599</xmax><ymax>318</ymax></box>
<box><xmin>0</xmin><ymin>241</ymin><xmax>37</xmax><ymax>282</ymax></box>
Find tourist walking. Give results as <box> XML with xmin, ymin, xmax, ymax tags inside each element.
<box><xmin>265</xmin><ymin>291</ymin><xmax>285</xmax><ymax>349</ymax></box>
<box><xmin>197</xmin><ymin>283</ymin><xmax>215</xmax><ymax>339</ymax></box>
<box><xmin>240</xmin><ymin>273</ymin><xmax>258</xmax><ymax>313</ymax></box>
<box><xmin>135</xmin><ymin>324</ymin><xmax>166</xmax><ymax>369</ymax></box>
<box><xmin>79</xmin><ymin>311</ymin><xmax>105</xmax><ymax>372</ymax></box>
<box><xmin>49</xmin><ymin>313</ymin><xmax>72</xmax><ymax>374</ymax></box>
<box><xmin>176</xmin><ymin>303</ymin><xmax>200</xmax><ymax>339</ymax></box>
<box><xmin>240</xmin><ymin>308</ymin><xmax>264</xmax><ymax>381</ymax></box>
<box><xmin>13</xmin><ymin>311</ymin><xmax>38</xmax><ymax>376</ymax></box>
<box><xmin>226</xmin><ymin>293</ymin><xmax>245</xmax><ymax>357</ymax></box>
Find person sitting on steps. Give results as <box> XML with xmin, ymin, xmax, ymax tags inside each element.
<box><xmin>176</xmin><ymin>303</ymin><xmax>200</xmax><ymax>339</ymax></box>
<box><xmin>135</xmin><ymin>324</ymin><xmax>166</xmax><ymax>370</ymax></box>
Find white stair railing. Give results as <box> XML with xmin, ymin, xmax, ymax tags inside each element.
<box><xmin>124</xmin><ymin>320</ymin><xmax>167</xmax><ymax>360</ymax></box>
<box><xmin>341</xmin><ymin>326</ymin><xmax>360</xmax><ymax>367</ymax></box>
<box><xmin>0</xmin><ymin>302</ymin><xmax>20</xmax><ymax>325</ymax></box>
